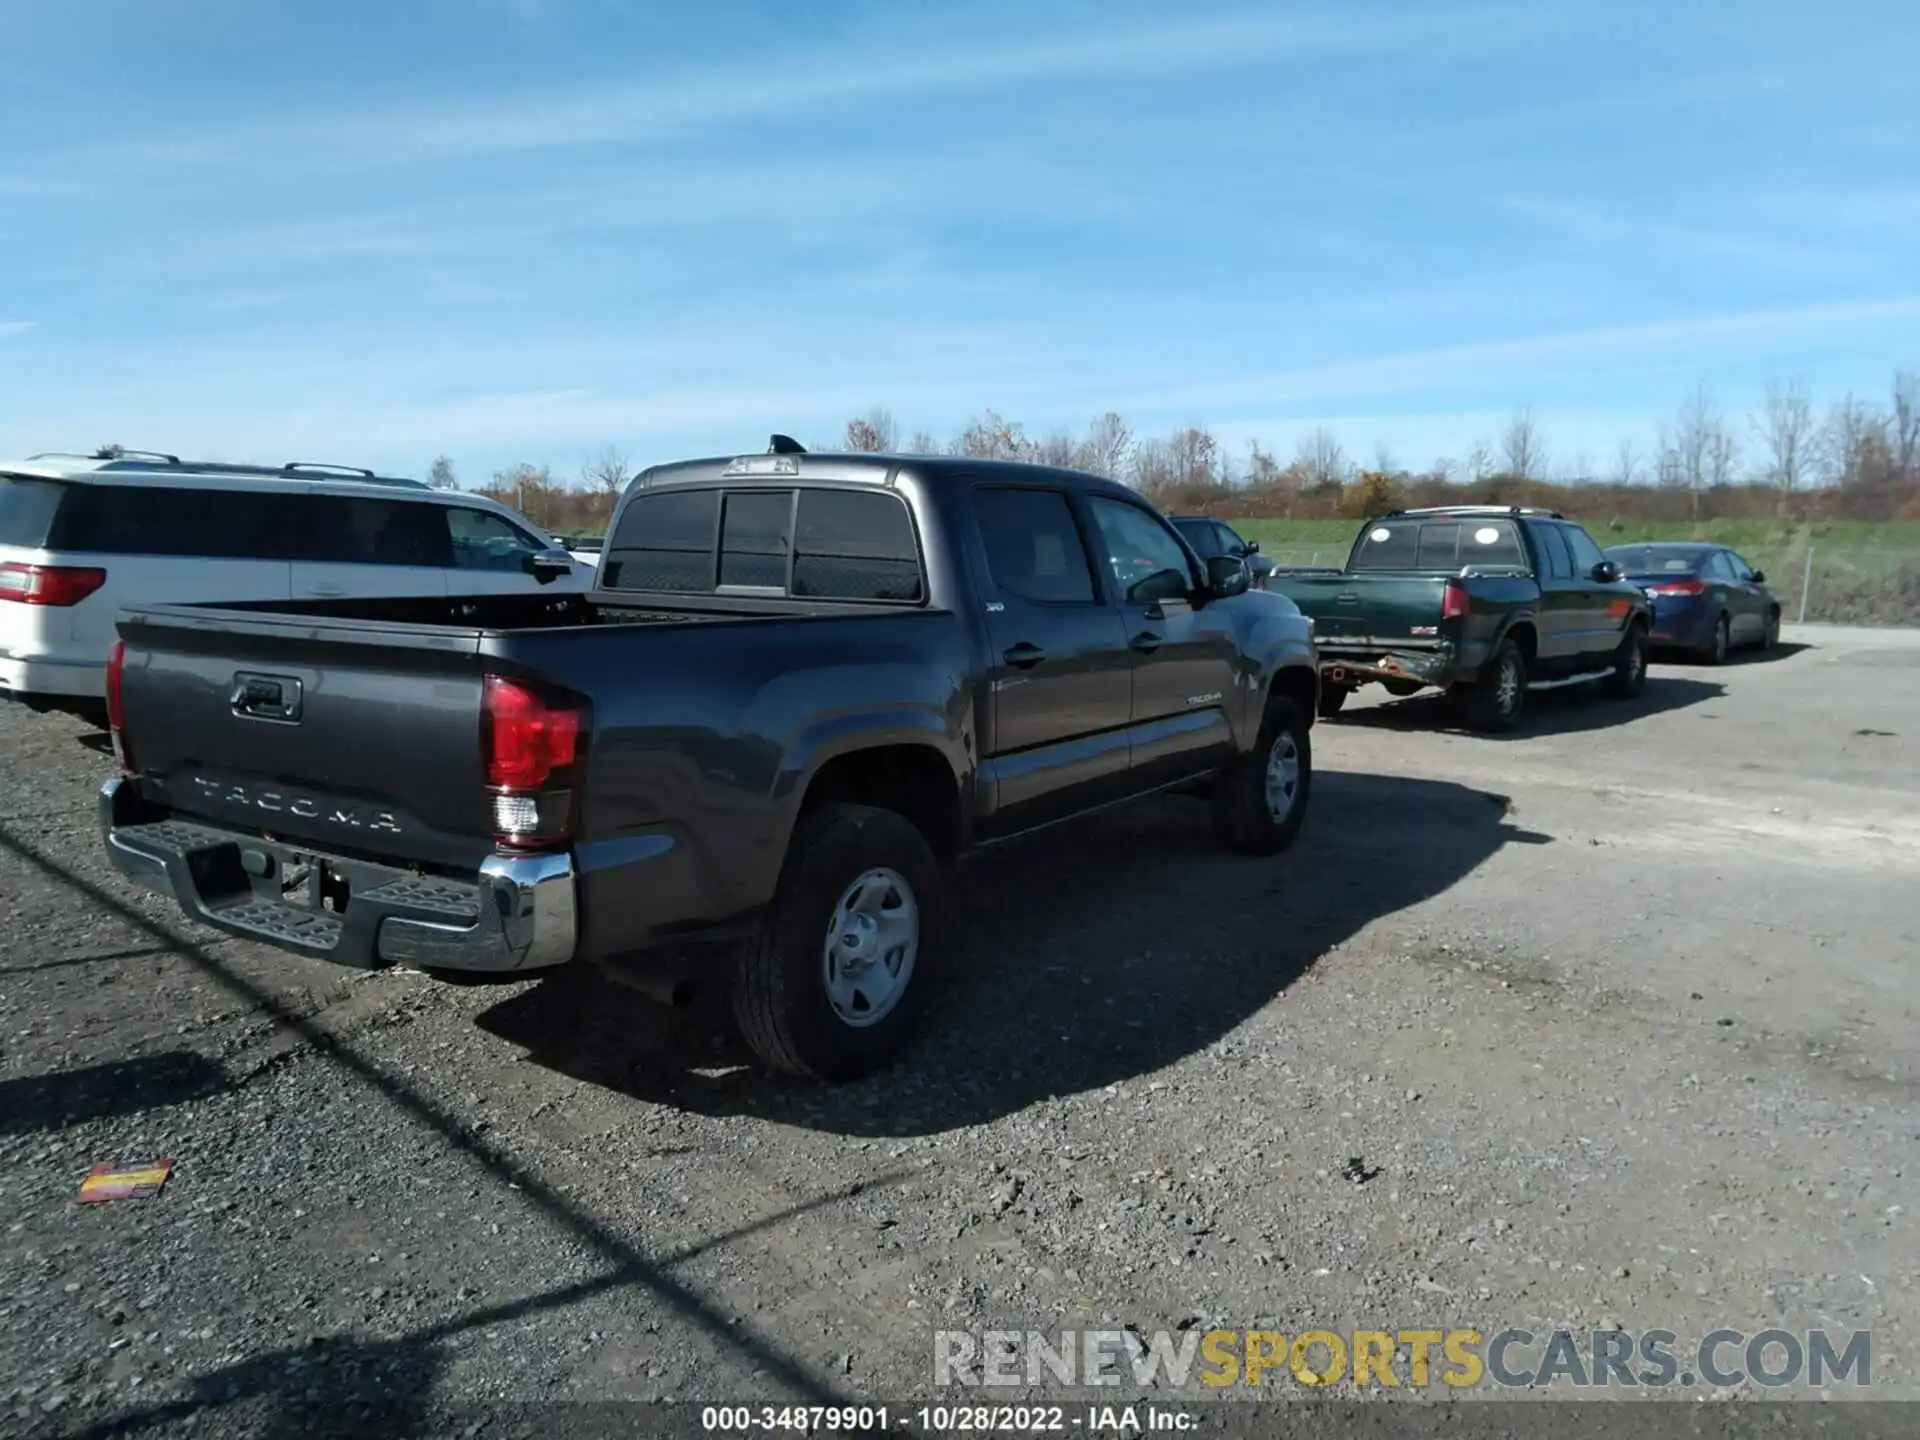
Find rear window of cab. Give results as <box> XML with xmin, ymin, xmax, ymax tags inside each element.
<box><xmin>602</xmin><ymin>485</ymin><xmax>924</xmax><ymax>603</ymax></box>
<box><xmin>1349</xmin><ymin>518</ymin><xmax>1526</xmax><ymax>570</ymax></box>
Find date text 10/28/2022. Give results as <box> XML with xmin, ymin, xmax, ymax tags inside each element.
<box><xmin>701</xmin><ymin>1405</ymin><xmax>1197</xmax><ymax>1433</ymax></box>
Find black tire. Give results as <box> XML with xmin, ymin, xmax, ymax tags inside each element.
<box><xmin>1213</xmin><ymin>695</ymin><xmax>1313</xmax><ymax>856</ymax></box>
<box><xmin>730</xmin><ymin>803</ymin><xmax>941</xmax><ymax>1081</ymax></box>
<box><xmin>1316</xmin><ymin>686</ymin><xmax>1350</xmax><ymax>719</ymax></box>
<box><xmin>1699</xmin><ymin>614</ymin><xmax>1730</xmax><ymax>666</ymax></box>
<box><xmin>1382</xmin><ymin>679</ymin><xmax>1424</xmax><ymax>698</ymax></box>
<box><xmin>1605</xmin><ymin>623</ymin><xmax>1650</xmax><ymax>699</ymax></box>
<box><xmin>1761</xmin><ymin>609</ymin><xmax>1780</xmax><ymax>651</ymax></box>
<box><xmin>1461</xmin><ymin>639</ymin><xmax>1527</xmax><ymax>733</ymax></box>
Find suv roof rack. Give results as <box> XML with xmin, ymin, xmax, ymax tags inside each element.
<box><xmin>1384</xmin><ymin>505</ymin><xmax>1565</xmax><ymax>519</ymax></box>
<box><xmin>23</xmin><ymin>450</ymin><xmax>430</xmax><ymax>490</ymax></box>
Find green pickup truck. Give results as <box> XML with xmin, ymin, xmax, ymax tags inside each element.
<box><xmin>1266</xmin><ymin>506</ymin><xmax>1653</xmax><ymax>732</ymax></box>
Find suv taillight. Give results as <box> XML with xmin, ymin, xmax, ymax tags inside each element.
<box><xmin>481</xmin><ymin>673</ymin><xmax>589</xmax><ymax>849</ymax></box>
<box><xmin>0</xmin><ymin>562</ymin><xmax>107</xmax><ymax>606</ymax></box>
<box><xmin>1441</xmin><ymin>581</ymin><xmax>1469</xmax><ymax>620</ymax></box>
<box><xmin>106</xmin><ymin>640</ymin><xmax>137</xmax><ymax>774</ymax></box>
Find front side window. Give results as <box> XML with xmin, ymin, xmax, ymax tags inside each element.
<box><xmin>1086</xmin><ymin>496</ymin><xmax>1194</xmax><ymax>604</ymax></box>
<box><xmin>1170</xmin><ymin>518</ymin><xmax>1221</xmax><ymax>558</ymax></box>
<box><xmin>1216</xmin><ymin>523</ymin><xmax>1250</xmax><ymax>556</ymax></box>
<box><xmin>1561</xmin><ymin>524</ymin><xmax>1609</xmax><ymax>575</ymax></box>
<box><xmin>1538</xmin><ymin>525</ymin><xmax>1576</xmax><ymax>581</ymax></box>
<box><xmin>449</xmin><ymin>506</ymin><xmax>547</xmax><ymax>572</ymax></box>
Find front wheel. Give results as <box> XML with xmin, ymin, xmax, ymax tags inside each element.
<box><xmin>1213</xmin><ymin>695</ymin><xmax>1313</xmax><ymax>856</ymax></box>
<box><xmin>731</xmin><ymin>803</ymin><xmax>941</xmax><ymax>1081</ymax></box>
<box><xmin>1605</xmin><ymin>624</ymin><xmax>1650</xmax><ymax>699</ymax></box>
<box><xmin>1460</xmin><ymin>639</ymin><xmax>1527</xmax><ymax>733</ymax></box>
<box><xmin>1761</xmin><ymin>609</ymin><xmax>1780</xmax><ymax>650</ymax></box>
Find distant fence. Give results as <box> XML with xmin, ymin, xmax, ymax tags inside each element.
<box><xmin>1257</xmin><ymin>545</ymin><xmax>1920</xmax><ymax>627</ymax></box>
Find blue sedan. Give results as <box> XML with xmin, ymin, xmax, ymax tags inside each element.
<box><xmin>1603</xmin><ymin>542</ymin><xmax>1781</xmax><ymax>663</ymax></box>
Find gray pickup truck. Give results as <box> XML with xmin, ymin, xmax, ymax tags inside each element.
<box><xmin>101</xmin><ymin>442</ymin><xmax>1320</xmax><ymax>1080</ymax></box>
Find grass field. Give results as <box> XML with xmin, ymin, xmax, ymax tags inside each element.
<box><xmin>1235</xmin><ymin>518</ymin><xmax>1920</xmax><ymax>626</ymax></box>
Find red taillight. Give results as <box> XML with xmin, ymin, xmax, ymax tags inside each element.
<box><xmin>106</xmin><ymin>640</ymin><xmax>136</xmax><ymax>774</ymax></box>
<box><xmin>481</xmin><ymin>674</ymin><xmax>588</xmax><ymax>848</ymax></box>
<box><xmin>1441</xmin><ymin>581</ymin><xmax>1468</xmax><ymax>620</ymax></box>
<box><xmin>0</xmin><ymin>562</ymin><xmax>108</xmax><ymax>606</ymax></box>
<box><xmin>1646</xmin><ymin>577</ymin><xmax>1707</xmax><ymax>597</ymax></box>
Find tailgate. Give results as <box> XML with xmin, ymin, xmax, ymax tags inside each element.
<box><xmin>1266</xmin><ymin>571</ymin><xmax>1450</xmax><ymax>642</ymax></box>
<box><xmin>116</xmin><ymin>605</ymin><xmax>496</xmax><ymax>870</ymax></box>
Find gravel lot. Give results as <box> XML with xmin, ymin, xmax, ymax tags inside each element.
<box><xmin>2</xmin><ymin>624</ymin><xmax>1915</xmax><ymax>1432</ymax></box>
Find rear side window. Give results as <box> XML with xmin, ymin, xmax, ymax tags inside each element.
<box><xmin>0</xmin><ymin>476</ymin><xmax>67</xmax><ymax>547</ymax></box>
<box><xmin>603</xmin><ymin>486</ymin><xmax>923</xmax><ymax>602</ymax></box>
<box><xmin>302</xmin><ymin>496</ymin><xmax>454</xmax><ymax>567</ymax></box>
<box><xmin>1538</xmin><ymin>525</ymin><xmax>1575</xmax><ymax>580</ymax></box>
<box><xmin>975</xmin><ymin>488</ymin><xmax>1096</xmax><ymax>604</ymax></box>
<box><xmin>50</xmin><ymin>484</ymin><xmax>304</xmax><ymax>558</ymax></box>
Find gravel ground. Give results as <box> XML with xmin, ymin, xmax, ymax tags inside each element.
<box><xmin>1</xmin><ymin>624</ymin><xmax>1915</xmax><ymax>1433</ymax></box>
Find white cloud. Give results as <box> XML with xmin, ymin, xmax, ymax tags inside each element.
<box><xmin>48</xmin><ymin>5</ymin><xmax>1543</xmax><ymax>174</ymax></box>
<box><xmin>0</xmin><ymin>320</ymin><xmax>34</xmax><ymax>339</ymax></box>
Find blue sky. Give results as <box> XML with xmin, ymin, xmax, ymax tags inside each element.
<box><xmin>1</xmin><ymin>0</ymin><xmax>1915</xmax><ymax>484</ymax></box>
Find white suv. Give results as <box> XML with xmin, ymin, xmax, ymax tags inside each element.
<box><xmin>1</xmin><ymin>450</ymin><xmax>589</xmax><ymax>722</ymax></box>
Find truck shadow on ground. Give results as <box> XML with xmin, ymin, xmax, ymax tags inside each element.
<box><xmin>1328</xmin><ymin>675</ymin><xmax>1726</xmax><ymax>740</ymax></box>
<box><xmin>0</xmin><ymin>1049</ymin><xmax>228</xmax><ymax>1138</ymax></box>
<box><xmin>476</xmin><ymin>771</ymin><xmax>1548</xmax><ymax>1136</ymax></box>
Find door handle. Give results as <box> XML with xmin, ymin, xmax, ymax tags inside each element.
<box><xmin>308</xmin><ymin>584</ymin><xmax>346</xmax><ymax>598</ymax></box>
<box><xmin>1129</xmin><ymin>631</ymin><xmax>1161</xmax><ymax>653</ymax></box>
<box><xmin>1002</xmin><ymin>642</ymin><xmax>1047</xmax><ymax>669</ymax></box>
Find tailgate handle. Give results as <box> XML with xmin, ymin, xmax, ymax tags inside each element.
<box><xmin>1335</xmin><ymin>592</ymin><xmax>1360</xmax><ymax>605</ymax></box>
<box><xmin>230</xmin><ymin>672</ymin><xmax>304</xmax><ymax>723</ymax></box>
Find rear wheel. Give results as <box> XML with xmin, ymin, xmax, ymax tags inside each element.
<box><xmin>1213</xmin><ymin>695</ymin><xmax>1312</xmax><ymax>856</ymax></box>
<box><xmin>1460</xmin><ymin>639</ymin><xmax>1526</xmax><ymax>733</ymax></box>
<box><xmin>1605</xmin><ymin>624</ymin><xmax>1650</xmax><ymax>699</ymax></box>
<box><xmin>1316</xmin><ymin>686</ymin><xmax>1350</xmax><ymax>719</ymax></box>
<box><xmin>1700</xmin><ymin>614</ymin><xmax>1730</xmax><ymax>666</ymax></box>
<box><xmin>730</xmin><ymin>803</ymin><xmax>940</xmax><ymax>1081</ymax></box>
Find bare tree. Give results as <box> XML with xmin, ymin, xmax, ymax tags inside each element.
<box><xmin>580</xmin><ymin>445</ymin><xmax>629</xmax><ymax>496</ymax></box>
<box><xmin>904</xmin><ymin>430</ymin><xmax>941</xmax><ymax>455</ymax></box>
<box><xmin>427</xmin><ymin>455</ymin><xmax>459</xmax><ymax>490</ymax></box>
<box><xmin>1465</xmin><ymin>438</ymin><xmax>1494</xmax><ymax>483</ymax></box>
<box><xmin>1372</xmin><ymin>443</ymin><xmax>1400</xmax><ymax>478</ymax></box>
<box><xmin>1129</xmin><ymin>438</ymin><xmax>1177</xmax><ymax>495</ymax></box>
<box><xmin>1752</xmin><ymin>381</ymin><xmax>1813</xmax><ymax>502</ymax></box>
<box><xmin>1167</xmin><ymin>425</ymin><xmax>1223</xmax><ymax>489</ymax></box>
<box><xmin>1245</xmin><ymin>440</ymin><xmax>1283</xmax><ymax>488</ymax></box>
<box><xmin>1031</xmin><ymin>432</ymin><xmax>1080</xmax><ymax>468</ymax></box>
<box><xmin>952</xmin><ymin>410</ymin><xmax>1030</xmax><ymax>461</ymax></box>
<box><xmin>843</xmin><ymin>408</ymin><xmax>897</xmax><ymax>453</ymax></box>
<box><xmin>1892</xmin><ymin>369</ymin><xmax>1919</xmax><ymax>481</ymax></box>
<box><xmin>1427</xmin><ymin>455</ymin><xmax>1458</xmax><ymax>484</ymax></box>
<box><xmin>1662</xmin><ymin>385</ymin><xmax>1723</xmax><ymax>520</ymax></box>
<box><xmin>1817</xmin><ymin>394</ymin><xmax>1891</xmax><ymax>488</ymax></box>
<box><xmin>1613</xmin><ymin>439</ymin><xmax>1640</xmax><ymax>486</ymax></box>
<box><xmin>1499</xmin><ymin>406</ymin><xmax>1548</xmax><ymax>480</ymax></box>
<box><xmin>1707</xmin><ymin>426</ymin><xmax>1739</xmax><ymax>491</ymax></box>
<box><xmin>1293</xmin><ymin>427</ymin><xmax>1348</xmax><ymax>489</ymax></box>
<box><xmin>1081</xmin><ymin>412</ymin><xmax>1133</xmax><ymax>479</ymax></box>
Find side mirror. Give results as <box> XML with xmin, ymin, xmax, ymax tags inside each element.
<box><xmin>1244</xmin><ymin>540</ymin><xmax>1261</xmax><ymax>555</ymax></box>
<box><xmin>1205</xmin><ymin>554</ymin><xmax>1251</xmax><ymax>599</ymax></box>
<box><xmin>525</xmin><ymin>548</ymin><xmax>577</xmax><ymax>585</ymax></box>
<box><xmin>1750</xmin><ymin>569</ymin><xmax>1766</xmax><ymax>584</ymax></box>
<box><xmin>1592</xmin><ymin>560</ymin><xmax>1622</xmax><ymax>583</ymax></box>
